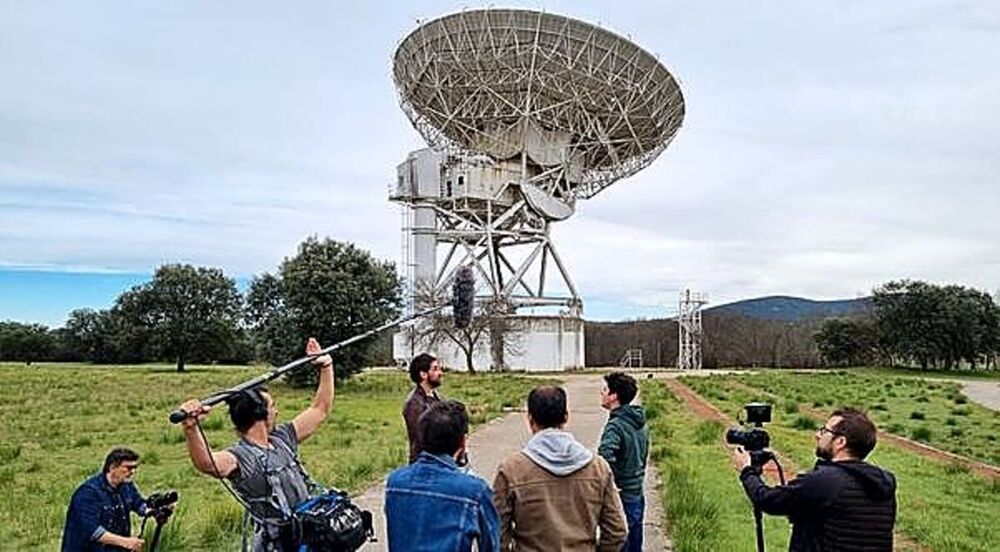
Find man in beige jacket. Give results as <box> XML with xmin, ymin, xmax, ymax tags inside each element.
<box><xmin>493</xmin><ymin>385</ymin><xmax>627</xmax><ymax>551</ymax></box>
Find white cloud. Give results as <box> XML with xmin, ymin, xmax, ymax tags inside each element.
<box><xmin>2</xmin><ymin>1</ymin><xmax>998</xmax><ymax>319</ymax></box>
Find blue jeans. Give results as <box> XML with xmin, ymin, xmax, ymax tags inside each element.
<box><xmin>621</xmin><ymin>495</ymin><xmax>645</xmax><ymax>552</ymax></box>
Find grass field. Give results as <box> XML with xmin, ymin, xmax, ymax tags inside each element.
<box><xmin>641</xmin><ymin>380</ymin><xmax>793</xmax><ymax>551</ymax></box>
<box><xmin>0</xmin><ymin>363</ymin><xmax>553</xmax><ymax>550</ymax></box>
<box><xmin>673</xmin><ymin>372</ymin><xmax>1000</xmax><ymax>551</ymax></box>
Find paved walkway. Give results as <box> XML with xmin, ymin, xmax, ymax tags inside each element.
<box><xmin>353</xmin><ymin>374</ymin><xmax>670</xmax><ymax>550</ymax></box>
<box><xmin>961</xmin><ymin>380</ymin><xmax>1000</xmax><ymax>411</ymax></box>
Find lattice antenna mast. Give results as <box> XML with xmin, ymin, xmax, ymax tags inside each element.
<box><xmin>678</xmin><ymin>289</ymin><xmax>708</xmax><ymax>370</ymax></box>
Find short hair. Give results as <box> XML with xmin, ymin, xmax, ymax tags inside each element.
<box><xmin>831</xmin><ymin>407</ymin><xmax>878</xmax><ymax>459</ymax></box>
<box><xmin>527</xmin><ymin>386</ymin><xmax>568</xmax><ymax>429</ymax></box>
<box><xmin>604</xmin><ymin>372</ymin><xmax>638</xmax><ymax>405</ymax></box>
<box><xmin>103</xmin><ymin>448</ymin><xmax>139</xmax><ymax>473</ymax></box>
<box><xmin>227</xmin><ymin>387</ymin><xmax>270</xmax><ymax>433</ymax></box>
<box><xmin>419</xmin><ymin>400</ymin><xmax>469</xmax><ymax>455</ymax></box>
<box><xmin>408</xmin><ymin>353</ymin><xmax>437</xmax><ymax>384</ymax></box>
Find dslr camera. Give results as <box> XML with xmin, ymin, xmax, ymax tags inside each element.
<box><xmin>726</xmin><ymin>403</ymin><xmax>772</xmax><ymax>465</ymax></box>
<box><xmin>145</xmin><ymin>490</ymin><xmax>178</xmax><ymax>523</ymax></box>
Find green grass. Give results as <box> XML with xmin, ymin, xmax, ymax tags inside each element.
<box><xmin>719</xmin><ymin>370</ymin><xmax>1000</xmax><ymax>465</ymax></box>
<box><xmin>858</xmin><ymin>366</ymin><xmax>1000</xmax><ymax>381</ymax></box>
<box><xmin>641</xmin><ymin>381</ymin><xmax>791</xmax><ymax>552</ymax></box>
<box><xmin>0</xmin><ymin>363</ymin><xmax>554</xmax><ymax>550</ymax></box>
<box><xmin>681</xmin><ymin>373</ymin><xmax>1000</xmax><ymax>551</ymax></box>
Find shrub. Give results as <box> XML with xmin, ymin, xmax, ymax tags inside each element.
<box><xmin>791</xmin><ymin>415</ymin><xmax>818</xmax><ymax>430</ymax></box>
<box><xmin>886</xmin><ymin>423</ymin><xmax>905</xmax><ymax>434</ymax></box>
<box><xmin>782</xmin><ymin>400</ymin><xmax>799</xmax><ymax>415</ymax></box>
<box><xmin>911</xmin><ymin>427</ymin><xmax>932</xmax><ymax>442</ymax></box>
<box><xmin>949</xmin><ymin>428</ymin><xmax>965</xmax><ymax>438</ymax></box>
<box><xmin>945</xmin><ymin>417</ymin><xmax>958</xmax><ymax>426</ymax></box>
<box><xmin>909</xmin><ymin>411</ymin><xmax>926</xmax><ymax>420</ymax></box>
<box><xmin>953</xmin><ymin>395</ymin><xmax>968</xmax><ymax>405</ymax></box>
<box><xmin>0</xmin><ymin>445</ymin><xmax>21</xmax><ymax>464</ymax></box>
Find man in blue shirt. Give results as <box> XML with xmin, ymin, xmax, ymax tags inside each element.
<box><xmin>62</xmin><ymin>448</ymin><xmax>149</xmax><ymax>551</ymax></box>
<box><xmin>385</xmin><ymin>400</ymin><xmax>500</xmax><ymax>552</ymax></box>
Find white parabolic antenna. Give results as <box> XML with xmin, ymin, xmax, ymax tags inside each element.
<box><xmin>390</xmin><ymin>9</ymin><xmax>685</xmax><ymax>370</ymax></box>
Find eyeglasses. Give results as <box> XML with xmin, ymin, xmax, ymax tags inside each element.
<box><xmin>817</xmin><ymin>426</ymin><xmax>842</xmax><ymax>437</ymax></box>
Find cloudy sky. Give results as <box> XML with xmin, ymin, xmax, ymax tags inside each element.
<box><xmin>2</xmin><ymin>1</ymin><xmax>998</xmax><ymax>326</ymax></box>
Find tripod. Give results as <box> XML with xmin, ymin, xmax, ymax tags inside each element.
<box><xmin>139</xmin><ymin>513</ymin><xmax>169</xmax><ymax>552</ymax></box>
<box><xmin>749</xmin><ymin>449</ymin><xmax>786</xmax><ymax>552</ymax></box>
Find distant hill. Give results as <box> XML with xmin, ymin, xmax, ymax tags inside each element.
<box><xmin>705</xmin><ymin>295</ymin><xmax>872</xmax><ymax>321</ymax></box>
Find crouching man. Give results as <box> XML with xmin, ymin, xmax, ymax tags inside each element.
<box><xmin>62</xmin><ymin>448</ymin><xmax>154</xmax><ymax>551</ymax></box>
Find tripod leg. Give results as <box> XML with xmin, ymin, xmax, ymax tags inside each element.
<box><xmin>148</xmin><ymin>521</ymin><xmax>165</xmax><ymax>552</ymax></box>
<box><xmin>753</xmin><ymin>506</ymin><xmax>765</xmax><ymax>552</ymax></box>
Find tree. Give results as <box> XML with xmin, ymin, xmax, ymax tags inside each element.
<box><xmin>411</xmin><ymin>280</ymin><xmax>523</xmax><ymax>372</ymax></box>
<box><xmin>0</xmin><ymin>321</ymin><xmax>54</xmax><ymax>362</ymax></box>
<box><xmin>814</xmin><ymin>318</ymin><xmax>878</xmax><ymax>366</ymax></box>
<box><xmin>873</xmin><ymin>280</ymin><xmax>1000</xmax><ymax>370</ymax></box>
<box><xmin>246</xmin><ymin>237</ymin><xmax>401</xmax><ymax>384</ymax></box>
<box><xmin>115</xmin><ymin>264</ymin><xmax>243</xmax><ymax>371</ymax></box>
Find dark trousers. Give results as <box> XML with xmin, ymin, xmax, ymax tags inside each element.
<box><xmin>621</xmin><ymin>495</ymin><xmax>645</xmax><ymax>552</ymax></box>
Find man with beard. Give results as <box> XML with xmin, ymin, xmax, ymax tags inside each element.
<box><xmin>735</xmin><ymin>407</ymin><xmax>897</xmax><ymax>551</ymax></box>
<box><xmin>402</xmin><ymin>353</ymin><xmax>443</xmax><ymax>463</ymax></box>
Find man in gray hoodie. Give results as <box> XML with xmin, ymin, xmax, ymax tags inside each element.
<box><xmin>493</xmin><ymin>385</ymin><xmax>626</xmax><ymax>551</ymax></box>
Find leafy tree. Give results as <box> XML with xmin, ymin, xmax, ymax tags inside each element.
<box><xmin>0</xmin><ymin>321</ymin><xmax>55</xmax><ymax>362</ymax></box>
<box><xmin>64</xmin><ymin>308</ymin><xmax>124</xmax><ymax>362</ymax></box>
<box><xmin>246</xmin><ymin>237</ymin><xmax>401</xmax><ymax>384</ymax></box>
<box><xmin>814</xmin><ymin>317</ymin><xmax>877</xmax><ymax>366</ymax></box>
<box><xmin>873</xmin><ymin>280</ymin><xmax>1000</xmax><ymax>370</ymax></box>
<box><xmin>114</xmin><ymin>264</ymin><xmax>243</xmax><ymax>371</ymax></box>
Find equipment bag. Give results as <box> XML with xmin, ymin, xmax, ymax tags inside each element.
<box><xmin>292</xmin><ymin>490</ymin><xmax>373</xmax><ymax>552</ymax></box>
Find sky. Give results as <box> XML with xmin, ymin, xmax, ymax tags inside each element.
<box><xmin>1</xmin><ymin>1</ymin><xmax>998</xmax><ymax>327</ymax></box>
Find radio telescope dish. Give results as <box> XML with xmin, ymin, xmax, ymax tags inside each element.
<box><xmin>393</xmin><ymin>8</ymin><xmax>685</xmax><ymax>200</ymax></box>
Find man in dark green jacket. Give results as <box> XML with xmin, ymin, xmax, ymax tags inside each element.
<box><xmin>598</xmin><ymin>372</ymin><xmax>649</xmax><ymax>552</ymax></box>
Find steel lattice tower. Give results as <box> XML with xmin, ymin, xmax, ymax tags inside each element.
<box><xmin>678</xmin><ymin>289</ymin><xmax>708</xmax><ymax>370</ymax></box>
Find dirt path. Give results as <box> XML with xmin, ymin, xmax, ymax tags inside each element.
<box><xmin>352</xmin><ymin>374</ymin><xmax>670</xmax><ymax>550</ymax></box>
<box><xmin>961</xmin><ymin>380</ymin><xmax>1000</xmax><ymax>411</ymax></box>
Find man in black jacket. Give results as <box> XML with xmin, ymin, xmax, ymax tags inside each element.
<box><xmin>735</xmin><ymin>407</ymin><xmax>897</xmax><ymax>551</ymax></box>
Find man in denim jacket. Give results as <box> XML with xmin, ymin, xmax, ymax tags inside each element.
<box><xmin>62</xmin><ymin>448</ymin><xmax>152</xmax><ymax>551</ymax></box>
<box><xmin>385</xmin><ymin>400</ymin><xmax>500</xmax><ymax>552</ymax></box>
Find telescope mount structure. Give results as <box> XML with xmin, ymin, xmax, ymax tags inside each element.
<box><xmin>390</xmin><ymin>9</ymin><xmax>685</xmax><ymax>371</ymax></box>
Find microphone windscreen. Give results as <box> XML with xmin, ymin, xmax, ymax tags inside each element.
<box><xmin>452</xmin><ymin>266</ymin><xmax>475</xmax><ymax>329</ymax></box>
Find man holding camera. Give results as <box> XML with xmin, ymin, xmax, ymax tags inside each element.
<box><xmin>178</xmin><ymin>337</ymin><xmax>334</xmax><ymax>551</ymax></box>
<box><xmin>598</xmin><ymin>372</ymin><xmax>649</xmax><ymax>552</ymax></box>
<box><xmin>735</xmin><ymin>407</ymin><xmax>897</xmax><ymax>551</ymax></box>
<box><xmin>385</xmin><ymin>399</ymin><xmax>500</xmax><ymax>551</ymax></box>
<box><xmin>402</xmin><ymin>352</ymin><xmax>443</xmax><ymax>463</ymax></box>
<box><xmin>62</xmin><ymin>448</ymin><xmax>162</xmax><ymax>552</ymax></box>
